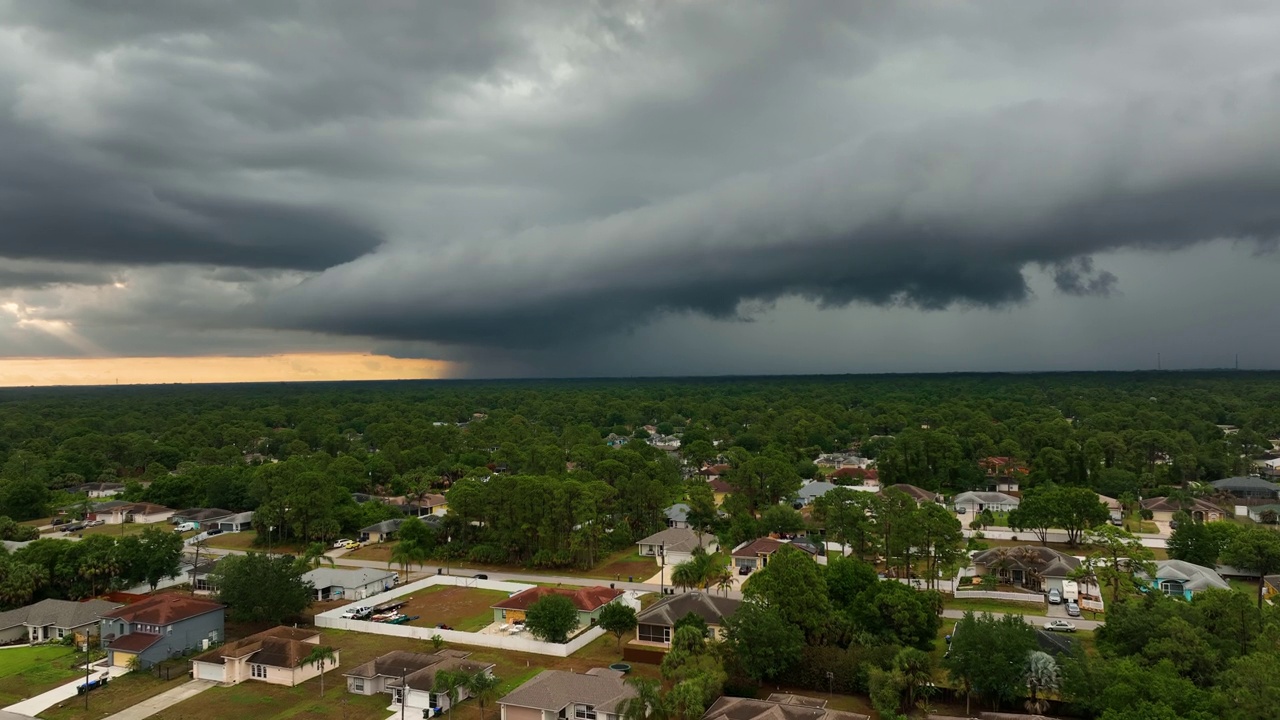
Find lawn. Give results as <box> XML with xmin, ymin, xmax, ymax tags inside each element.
<box><xmin>398</xmin><ymin>585</ymin><xmax>510</xmax><ymax>632</ymax></box>
<box><xmin>344</xmin><ymin>545</ymin><xmax>658</xmax><ymax>584</ymax></box>
<box><xmin>581</xmin><ymin>549</ymin><xmax>657</xmax><ymax>582</ymax></box>
<box><xmin>42</xmin><ymin>672</ymin><xmax>187</xmax><ymax>720</ymax></box>
<box><xmin>973</xmin><ymin>536</ymin><xmax>1168</xmax><ymax>560</ymax></box>
<box><xmin>203</xmin><ymin>531</ymin><xmax>304</xmax><ymax>555</ymax></box>
<box><xmin>0</xmin><ymin>644</ymin><xmax>82</xmax><ymax>706</ymax></box>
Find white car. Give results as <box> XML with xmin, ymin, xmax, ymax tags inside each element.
<box><xmin>1044</xmin><ymin>620</ymin><xmax>1076</xmax><ymax>633</ymax></box>
<box><xmin>333</xmin><ymin>539</ymin><xmax>357</xmax><ymax>549</ymax></box>
<box><xmin>1047</xmin><ymin>589</ymin><xmax>1061</xmax><ymax>604</ymax></box>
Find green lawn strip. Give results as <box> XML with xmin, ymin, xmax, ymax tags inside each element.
<box><xmin>42</xmin><ymin>672</ymin><xmax>186</xmax><ymax>720</ymax></box>
<box><xmin>945</xmin><ymin>597</ymin><xmax>1048</xmax><ymax>616</ymax></box>
<box><xmin>0</xmin><ymin>644</ymin><xmax>81</xmax><ymax>706</ymax></box>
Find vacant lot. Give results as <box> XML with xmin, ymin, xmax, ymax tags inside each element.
<box><xmin>396</xmin><ymin>585</ymin><xmax>510</xmax><ymax>632</ymax></box>
<box><xmin>0</xmin><ymin>645</ymin><xmax>82</xmax><ymax>706</ymax></box>
<box><xmin>587</xmin><ymin>549</ymin><xmax>655</xmax><ymax>581</ymax></box>
<box><xmin>42</xmin><ymin>672</ymin><xmax>186</xmax><ymax>720</ymax></box>
<box><xmin>343</xmin><ymin>542</ymin><xmax>396</xmax><ymax>563</ymax></box>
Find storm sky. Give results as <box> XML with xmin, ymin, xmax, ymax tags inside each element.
<box><xmin>1</xmin><ymin>1</ymin><xmax>1279</xmax><ymax>381</ymax></box>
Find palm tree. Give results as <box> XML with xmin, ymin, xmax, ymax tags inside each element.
<box><xmin>617</xmin><ymin>678</ymin><xmax>669</xmax><ymax>720</ymax></box>
<box><xmin>1024</xmin><ymin>650</ymin><xmax>1060</xmax><ymax>715</ymax></box>
<box><xmin>391</xmin><ymin>540</ymin><xmax>430</xmax><ymax>578</ymax></box>
<box><xmin>670</xmin><ymin>560</ymin><xmax>701</xmax><ymax>591</ymax></box>
<box><xmin>299</xmin><ymin>542</ymin><xmax>335</xmax><ymax>570</ymax></box>
<box><xmin>434</xmin><ymin>669</ymin><xmax>468</xmax><ymax>719</ymax></box>
<box><xmin>300</xmin><ymin>646</ymin><xmax>338</xmax><ymax>697</ymax></box>
<box><xmin>464</xmin><ymin>670</ymin><xmax>502</xmax><ymax>720</ymax></box>
<box><xmin>894</xmin><ymin>648</ymin><xmax>935</xmax><ymax>714</ymax></box>
<box><xmin>712</xmin><ymin>565</ymin><xmax>735</xmax><ymax>596</ymax></box>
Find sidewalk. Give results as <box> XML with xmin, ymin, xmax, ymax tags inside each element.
<box><xmin>98</xmin><ymin>679</ymin><xmax>216</xmax><ymax>720</ymax></box>
<box><xmin>3</xmin><ymin>663</ymin><xmax>127</xmax><ymax>717</ymax></box>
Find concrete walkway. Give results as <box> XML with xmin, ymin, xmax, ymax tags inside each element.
<box><xmin>3</xmin><ymin>663</ymin><xmax>128</xmax><ymax>717</ymax></box>
<box><xmin>97</xmin><ymin>679</ymin><xmax>216</xmax><ymax>720</ymax></box>
<box><xmin>941</xmin><ymin>608</ymin><xmax>1104</xmax><ymax>631</ymax></box>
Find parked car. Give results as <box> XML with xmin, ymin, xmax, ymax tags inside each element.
<box><xmin>205</xmin><ymin>528</ymin><xmax>223</xmax><ymax>536</ymax></box>
<box><xmin>1169</xmin><ymin>520</ymin><xmax>1180</xmax><ymax>529</ymax></box>
<box><xmin>1047</xmin><ymin>588</ymin><xmax>1061</xmax><ymax>604</ymax></box>
<box><xmin>1109</xmin><ymin>517</ymin><xmax>1123</xmax><ymax>526</ymax></box>
<box><xmin>88</xmin><ymin>519</ymin><xmax>104</xmax><ymax>527</ymax></box>
<box><xmin>955</xmin><ymin>506</ymin><xmax>967</xmax><ymax>514</ymax></box>
<box><xmin>1044</xmin><ymin>620</ymin><xmax>1077</xmax><ymax>633</ymax></box>
<box><xmin>1066</xmin><ymin>600</ymin><xmax>1081</xmax><ymax>617</ymax></box>
<box><xmin>333</xmin><ymin>539</ymin><xmax>355</xmax><ymax>549</ymax></box>
<box><xmin>474</xmin><ymin>574</ymin><xmax>488</xmax><ymax>580</ymax></box>
<box><xmin>174</xmin><ymin>522</ymin><xmax>197</xmax><ymax>533</ymax></box>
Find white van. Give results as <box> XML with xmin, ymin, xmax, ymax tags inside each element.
<box><xmin>174</xmin><ymin>522</ymin><xmax>197</xmax><ymax>532</ymax></box>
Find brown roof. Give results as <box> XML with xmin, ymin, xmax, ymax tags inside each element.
<box><xmin>345</xmin><ymin>650</ymin><xmax>474</xmax><ymax>680</ymax></box>
<box><xmin>107</xmin><ymin>632</ymin><xmax>162</xmax><ymax>652</ymax></box>
<box><xmin>102</xmin><ymin>594</ymin><xmax>223</xmax><ymax>625</ymax></box>
<box><xmin>636</xmin><ymin>592</ymin><xmax>740</xmax><ymax>628</ymax></box>
<box><xmin>731</xmin><ymin>537</ymin><xmax>787</xmax><ymax>558</ymax></box>
<box><xmin>882</xmin><ymin>484</ymin><xmax>940</xmax><ymax>503</ymax></box>
<box><xmin>1142</xmin><ymin>496</ymin><xmax>1222</xmax><ymax>515</ymax></box>
<box><xmin>118</xmin><ymin>503</ymin><xmax>172</xmax><ymax>515</ymax></box>
<box><xmin>708</xmin><ymin>478</ymin><xmax>733</xmax><ymax>493</ymax></box>
<box><xmin>500</xmin><ymin>668</ymin><xmax>634</xmax><ymax>713</ymax></box>
<box><xmin>192</xmin><ymin>626</ymin><xmax>321</xmax><ymax>668</ymax></box>
<box><xmin>398</xmin><ymin>656</ymin><xmax>495</xmax><ymax>692</ymax></box>
<box><xmin>704</xmin><ymin>694</ymin><xmax>870</xmax><ymax>720</ymax></box>
<box><xmin>492</xmin><ymin>586</ymin><xmax>622</xmax><ymax>613</ymax></box>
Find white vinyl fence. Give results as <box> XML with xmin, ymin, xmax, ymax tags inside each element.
<box><xmin>952</xmin><ymin>590</ymin><xmax>1047</xmax><ymax>605</ymax></box>
<box><xmin>314</xmin><ymin>575</ymin><xmax>608</xmax><ymax>657</ymax></box>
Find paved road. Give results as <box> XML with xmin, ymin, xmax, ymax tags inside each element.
<box><xmin>97</xmin><ymin>679</ymin><xmax>216</xmax><ymax>720</ymax></box>
<box><xmin>3</xmin><ymin>663</ymin><xmax>128</xmax><ymax>717</ymax></box>
<box><xmin>941</xmin><ymin>608</ymin><xmax>1104</xmax><ymax>631</ymax></box>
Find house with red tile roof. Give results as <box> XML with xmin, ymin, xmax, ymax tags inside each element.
<box><xmin>491</xmin><ymin>586</ymin><xmax>623</xmax><ymax>628</ymax></box>
<box><xmin>99</xmin><ymin>594</ymin><xmax>224</xmax><ymax>669</ymax></box>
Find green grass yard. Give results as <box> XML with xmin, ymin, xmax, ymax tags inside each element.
<box><xmin>0</xmin><ymin>644</ymin><xmax>82</xmax><ymax>706</ymax></box>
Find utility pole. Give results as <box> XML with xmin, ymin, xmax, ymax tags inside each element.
<box><xmin>401</xmin><ymin>667</ymin><xmax>408</xmax><ymax>720</ymax></box>
<box><xmin>84</xmin><ymin>640</ymin><xmax>91</xmax><ymax>710</ymax></box>
<box><xmin>659</xmin><ymin>542</ymin><xmax>665</xmax><ymax>596</ymax></box>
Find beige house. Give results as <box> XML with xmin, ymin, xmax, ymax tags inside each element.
<box><xmin>191</xmin><ymin>627</ymin><xmax>336</xmax><ymax>686</ymax></box>
<box><xmin>1141</xmin><ymin>496</ymin><xmax>1224</xmax><ymax>523</ymax></box>
<box><xmin>634</xmin><ymin>592</ymin><xmax>740</xmax><ymax>648</ymax></box>
<box><xmin>499</xmin><ymin>668</ymin><xmax>635</xmax><ymax>720</ymax></box>
<box><xmin>101</xmin><ymin>502</ymin><xmax>174</xmax><ymax>525</ymax></box>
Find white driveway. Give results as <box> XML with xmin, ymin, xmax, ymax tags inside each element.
<box><xmin>3</xmin><ymin>662</ymin><xmax>128</xmax><ymax>717</ymax></box>
<box><xmin>98</xmin><ymin>679</ymin><xmax>216</xmax><ymax>720</ymax></box>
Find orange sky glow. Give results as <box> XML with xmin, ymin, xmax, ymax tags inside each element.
<box><xmin>0</xmin><ymin>353</ymin><xmax>458</xmax><ymax>387</ymax></box>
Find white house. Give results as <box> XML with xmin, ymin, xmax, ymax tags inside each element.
<box><xmin>302</xmin><ymin>567</ymin><xmax>399</xmax><ymax>601</ymax></box>
<box><xmin>953</xmin><ymin>491</ymin><xmax>1020</xmax><ymax>515</ymax></box>
<box><xmin>663</xmin><ymin>503</ymin><xmax>690</xmax><ymax>529</ymax></box>
<box><xmin>0</xmin><ymin>599</ymin><xmax>122</xmax><ymax>645</ymax></box>
<box><xmin>636</xmin><ymin>527</ymin><xmax>717</xmax><ymax>566</ymax></box>
<box><xmin>346</xmin><ymin>650</ymin><xmax>493</xmax><ymax>716</ymax></box>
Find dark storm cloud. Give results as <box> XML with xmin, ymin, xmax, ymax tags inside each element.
<box><xmin>266</xmin><ymin>81</ymin><xmax>1280</xmax><ymax>347</ymax></box>
<box><xmin>2</xmin><ymin>1</ymin><xmax>1280</xmax><ymax>363</ymax></box>
<box><xmin>0</xmin><ymin>264</ymin><xmax>112</xmax><ymax>290</ymax></box>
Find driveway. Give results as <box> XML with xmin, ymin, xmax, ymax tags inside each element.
<box><xmin>98</xmin><ymin>679</ymin><xmax>216</xmax><ymax>720</ymax></box>
<box><xmin>3</xmin><ymin>662</ymin><xmax>129</xmax><ymax>717</ymax></box>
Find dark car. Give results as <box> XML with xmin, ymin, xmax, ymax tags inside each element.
<box><xmin>473</xmin><ymin>574</ymin><xmax>488</xmax><ymax>580</ymax></box>
<box><xmin>205</xmin><ymin>528</ymin><xmax>223</xmax><ymax>536</ymax></box>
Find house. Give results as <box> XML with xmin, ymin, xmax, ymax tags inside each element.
<box><xmin>704</xmin><ymin>694</ymin><xmax>870</xmax><ymax>720</ymax></box>
<box><xmin>604</xmin><ymin>433</ymin><xmax>629</xmax><ymax>448</ymax></box>
<box><xmin>347</xmin><ymin>649</ymin><xmax>492</xmax><ymax>710</ymax></box>
<box><xmin>830</xmin><ymin>467</ymin><xmax>880</xmax><ymax>486</ymax></box>
<box><xmin>214</xmin><ymin>511</ymin><xmax>255</xmax><ymax>533</ymax></box>
<box><xmin>795</xmin><ymin>481</ymin><xmax>838</xmax><ymax>507</ymax></box>
<box><xmin>419</xmin><ymin>494</ymin><xmax>449</xmax><ymax>517</ymax></box>
<box><xmin>361</xmin><ymin>518</ymin><xmax>405</xmax><ymax>544</ymax></box>
<box><xmin>1211</xmin><ymin>476</ymin><xmax>1280</xmax><ymax>501</ymax></box>
<box><xmin>1145</xmin><ymin>559</ymin><xmax>1229</xmax><ymax>600</ymax></box>
<box><xmin>303</xmin><ymin>567</ymin><xmax>399</xmax><ymax>601</ymax></box>
<box><xmin>1247</xmin><ymin>504</ymin><xmax>1280</xmax><ymax>524</ymax></box>
<box><xmin>491</xmin><ymin>586</ymin><xmax>623</xmax><ymax>627</ymax></box>
<box><xmin>97</xmin><ymin>502</ymin><xmax>175</xmax><ymax>525</ymax></box>
<box><xmin>882</xmin><ymin>484</ymin><xmax>943</xmax><ymax>505</ymax></box>
<box><xmin>171</xmin><ymin>508</ymin><xmax>234</xmax><ymax>527</ymax></box>
<box><xmin>699</xmin><ymin>464</ymin><xmax>731</xmax><ymax>481</ymax></box>
<box><xmin>1141</xmin><ymin>497</ymin><xmax>1224</xmax><ymax>523</ymax></box>
<box><xmin>99</xmin><ymin>594</ymin><xmax>224</xmax><ymax>668</ymax></box>
<box><xmin>0</xmin><ymin>598</ymin><xmax>122</xmax><ymax>645</ymax></box>
<box><xmin>664</xmin><ymin>503</ymin><xmax>691</xmax><ymax>529</ymax></box>
<box><xmin>634</xmin><ymin>592</ymin><xmax>741</xmax><ymax>647</ymax></box>
<box><xmin>1097</xmin><ymin>494</ymin><xmax>1123</xmax><ymax>522</ymax></box>
<box><xmin>1258</xmin><ymin>457</ymin><xmax>1280</xmax><ymax>478</ymax></box>
<box><xmin>192</xmin><ymin>626</ymin><xmax>334</xmax><ymax>686</ymax></box>
<box><xmin>189</xmin><ymin>559</ymin><xmax>220</xmax><ymax>593</ymax></box>
<box><xmin>971</xmin><ymin>546</ymin><xmax>1081</xmax><ymax>593</ymax></box>
<box><xmin>74</xmin><ymin>482</ymin><xmax>125</xmax><ymax>498</ymax></box>
<box><xmin>498</xmin><ymin>668</ymin><xmax>635</xmax><ymax>720</ymax></box>
<box><xmin>979</xmin><ymin>456</ymin><xmax>1028</xmax><ymax>493</ymax></box>
<box><xmin>953</xmin><ymin>491</ymin><xmax>1020</xmax><ymax>515</ymax></box>
<box><xmin>731</xmin><ymin>538</ymin><xmax>816</xmax><ymax>574</ymax></box>
<box><xmin>637</xmin><ymin>528</ymin><xmax>718</xmax><ymax>566</ymax></box>
<box><xmin>707</xmin><ymin>478</ymin><xmax>733</xmax><ymax>506</ymax></box>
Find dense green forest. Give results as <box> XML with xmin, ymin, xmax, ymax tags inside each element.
<box><xmin>0</xmin><ymin>373</ymin><xmax>1275</xmax><ymax>570</ymax></box>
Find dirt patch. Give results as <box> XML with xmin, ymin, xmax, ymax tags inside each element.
<box><xmin>394</xmin><ymin>585</ymin><xmax>510</xmax><ymax>632</ymax></box>
<box><xmin>344</xmin><ymin>542</ymin><xmax>396</xmax><ymax>563</ymax></box>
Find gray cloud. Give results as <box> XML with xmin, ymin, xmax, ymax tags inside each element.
<box><xmin>0</xmin><ymin>1</ymin><xmax>1278</xmax><ymax>369</ymax></box>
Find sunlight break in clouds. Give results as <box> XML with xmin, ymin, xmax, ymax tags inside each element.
<box><xmin>0</xmin><ymin>353</ymin><xmax>457</xmax><ymax>387</ymax></box>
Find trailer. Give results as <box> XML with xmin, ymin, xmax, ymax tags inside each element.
<box><xmin>1061</xmin><ymin>580</ymin><xmax>1080</xmax><ymax>603</ymax></box>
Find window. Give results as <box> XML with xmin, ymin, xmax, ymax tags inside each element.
<box><xmin>575</xmin><ymin>705</ymin><xmax>597</xmax><ymax>720</ymax></box>
<box><xmin>251</xmin><ymin>664</ymin><xmax>267</xmax><ymax>679</ymax></box>
<box><xmin>352</xmin><ymin>680</ymin><xmax>364</xmax><ymax>692</ymax></box>
<box><xmin>637</xmin><ymin>624</ymin><xmax>670</xmax><ymax>644</ymax></box>
<box><xmin>57</xmin><ymin>628</ymin><xmax>65</xmax><ymax>638</ymax></box>
<box><xmin>394</xmin><ymin>689</ymin><xmax>404</xmax><ymax>705</ymax></box>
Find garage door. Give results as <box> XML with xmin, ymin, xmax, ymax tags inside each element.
<box><xmin>112</xmin><ymin>651</ymin><xmax>135</xmax><ymax>668</ymax></box>
<box><xmin>192</xmin><ymin>661</ymin><xmax>224</xmax><ymax>683</ymax></box>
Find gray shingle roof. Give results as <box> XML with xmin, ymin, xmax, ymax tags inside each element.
<box><xmin>636</xmin><ymin>527</ymin><xmax>708</xmax><ymax>554</ymax></box>
<box><xmin>1212</xmin><ymin>476</ymin><xmax>1280</xmax><ymax>492</ymax></box>
<box><xmin>664</xmin><ymin>503</ymin><xmax>690</xmax><ymax>523</ymax></box>
<box><xmin>1152</xmin><ymin>560</ymin><xmax>1230</xmax><ymax>592</ymax></box>
<box><xmin>303</xmin><ymin>567</ymin><xmax>398</xmax><ymax>590</ymax></box>
<box><xmin>0</xmin><ymin>598</ymin><xmax>122</xmax><ymax>632</ymax></box>
<box><xmin>500</xmin><ymin>668</ymin><xmax>634</xmax><ymax>713</ymax></box>
<box><xmin>954</xmin><ymin>491</ymin><xmax>1020</xmax><ymax>505</ymax></box>
<box><xmin>635</xmin><ymin>591</ymin><xmax>740</xmax><ymax>627</ymax></box>
<box><xmin>361</xmin><ymin>518</ymin><xmax>405</xmax><ymax>534</ymax></box>
<box><xmin>797</xmin><ymin>481</ymin><xmax>837</xmax><ymax>500</ymax></box>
